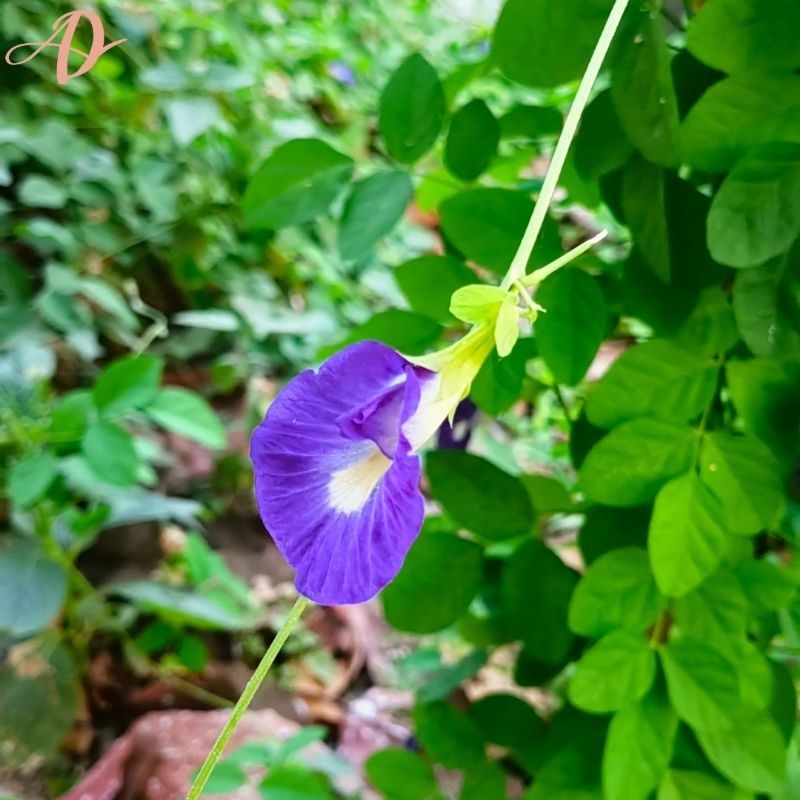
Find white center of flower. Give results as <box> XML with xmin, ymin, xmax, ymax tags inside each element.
<box><xmin>402</xmin><ymin>373</ymin><xmax>450</xmax><ymax>452</ymax></box>
<box><xmin>328</xmin><ymin>447</ymin><xmax>392</xmax><ymax>513</ymax></box>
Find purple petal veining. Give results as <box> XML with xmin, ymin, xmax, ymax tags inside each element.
<box><xmin>250</xmin><ymin>341</ymin><xmax>435</xmax><ymax>605</ymax></box>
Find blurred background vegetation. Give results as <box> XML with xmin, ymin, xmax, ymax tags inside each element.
<box><xmin>4</xmin><ymin>0</ymin><xmax>800</xmax><ymax>799</ymax></box>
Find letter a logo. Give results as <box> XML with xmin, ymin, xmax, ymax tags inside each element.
<box><xmin>4</xmin><ymin>10</ymin><xmax>126</xmax><ymax>85</ymax></box>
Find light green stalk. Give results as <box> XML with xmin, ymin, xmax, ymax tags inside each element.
<box><xmin>186</xmin><ymin>596</ymin><xmax>309</xmax><ymax>800</ymax></box>
<box><xmin>501</xmin><ymin>0</ymin><xmax>631</xmax><ymax>290</ymax></box>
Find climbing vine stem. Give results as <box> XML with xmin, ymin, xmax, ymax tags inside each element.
<box><xmin>186</xmin><ymin>595</ymin><xmax>310</xmax><ymax>800</ymax></box>
<box><xmin>501</xmin><ymin>0</ymin><xmax>631</xmax><ymax>290</ymax></box>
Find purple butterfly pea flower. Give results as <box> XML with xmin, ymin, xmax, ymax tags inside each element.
<box><xmin>327</xmin><ymin>61</ymin><xmax>357</xmax><ymax>87</ymax></box>
<box><xmin>250</xmin><ymin>329</ymin><xmax>494</xmax><ymax>605</ymax></box>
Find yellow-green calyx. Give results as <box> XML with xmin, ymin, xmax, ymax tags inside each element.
<box><xmin>449</xmin><ymin>283</ymin><xmax>541</xmax><ymax>358</ymax></box>
<box><xmin>446</xmin><ymin>229</ymin><xmax>610</xmax><ymax>361</ymax></box>
<box><xmin>404</xmin><ymin>323</ymin><xmax>495</xmax><ymax>440</ymax></box>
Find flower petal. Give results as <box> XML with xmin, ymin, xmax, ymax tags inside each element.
<box><xmin>250</xmin><ymin>341</ymin><xmax>429</xmax><ymax>604</ymax></box>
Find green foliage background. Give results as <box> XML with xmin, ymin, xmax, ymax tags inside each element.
<box><xmin>3</xmin><ymin>0</ymin><xmax>800</xmax><ymax>798</ymax></box>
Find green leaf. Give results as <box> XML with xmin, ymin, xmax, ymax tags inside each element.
<box><xmin>259</xmin><ymin>764</ymin><xmax>332</xmax><ymax>800</ymax></box>
<box><xmin>416</xmin><ymin>650</ymin><xmax>489</xmax><ymax>704</ymax></box>
<box><xmin>338</xmin><ymin>170</ymin><xmax>413</xmax><ymax>262</ymax></box>
<box><xmin>768</xmin><ymin>661</ymin><xmax>797</xmax><ymax>744</ymax></box>
<box><xmin>164</xmin><ymin>97</ymin><xmax>220</xmax><ymax>146</ymax></box>
<box><xmin>449</xmin><ymin>284</ymin><xmax>508</xmax><ymax>325</ymax></box>
<box><xmin>242</xmin><ymin>139</ymin><xmax>354</xmax><ymax>230</ymax></box>
<box><xmin>8</xmin><ymin>450</ymin><xmax>58</xmax><ymax>508</ymax></box>
<box><xmin>182</xmin><ymin>534</ymin><xmax>259</xmax><ymax>622</ymax></box>
<box><xmin>579</xmin><ymin>419</ymin><xmax>696</xmax><ymax>507</ymax></box>
<box><xmin>733</xmin><ymin>242</ymin><xmax>800</xmax><ymax>360</ymax></box>
<box><xmin>80</xmin><ymin>277</ymin><xmax>138</xmax><ymax>331</ymax></box>
<box><xmin>500</xmin><ymin>104</ymin><xmax>563</xmax><ymax>141</ymax></box>
<box><xmin>733</xmin><ymin>641</ymin><xmax>773</xmax><ymax>711</ymax></box>
<box><xmin>572</xmin><ymin>408</ymin><xmax>618</xmax><ymax>473</ymax></box>
<box><xmin>569</xmin><ymin>630</ymin><xmax>656</xmax><ymax>714</ymax></box>
<box><xmin>416</xmin><ymin>168</ymin><xmax>459</xmax><ymax>211</ymax></box>
<box><xmin>273</xmin><ymin>726</ymin><xmax>328</xmax><ymax>762</ymax></box>
<box><xmin>522</xmin><ymin>749</ymin><xmax>604</xmax><ymax>799</ymax></box>
<box><xmin>111</xmin><ymin>580</ymin><xmax>255</xmax><ymax>631</ymax></box>
<box><xmin>699</xmin><ymin>433</ymin><xmax>786</xmax><ymax>535</ymax></box>
<box><xmin>675</xmin><ymin>287</ymin><xmax>740</xmax><ymax>359</ymax></box>
<box><xmin>382</xmin><ymin>528</ymin><xmax>483</xmax><ymax>634</ymax></box>
<box><xmin>440</xmin><ymin>188</ymin><xmax>561</xmax><ymax>274</ymax></box>
<box><xmin>413</xmin><ymin>701</ymin><xmax>485</xmax><ymax>769</ymax></box>
<box><xmin>365</xmin><ymin>748</ymin><xmax>440</xmax><ymax>800</ymax></box>
<box><xmin>135</xmin><ymin>620</ymin><xmax>176</xmax><ymax>654</ymax></box>
<box><xmin>695</xmin><ymin>709</ymin><xmax>786</xmax><ymax>794</ymax></box>
<box><xmin>426</xmin><ymin>451</ymin><xmax>534</xmax><ymax>540</ymax></box>
<box><xmin>502</xmin><ymin>539</ymin><xmax>578</xmax><ymax>665</ymax></box>
<box><xmin>708</xmin><ymin>143</ymin><xmax>800</xmax><ymax>269</ymax></box>
<box><xmin>660</xmin><ymin>639</ymin><xmax>741</xmax><ymax>731</ymax></box>
<box><xmin>492</xmin><ymin>0</ymin><xmax>613</xmax><ymax>88</ymax></box>
<box><xmin>687</xmin><ymin>0</ymin><xmax>800</xmax><ymax>75</ymax></box>
<box><xmin>470</xmin><ymin>339</ymin><xmax>537</xmax><ymax>416</ymax></box>
<box><xmin>18</xmin><ymin>175</ymin><xmax>68</xmax><ymax>209</ymax></box>
<box><xmin>611</xmin><ymin>7</ymin><xmax>681</xmax><ymax>168</ymax></box>
<box><xmin>561</xmin><ymin>148</ymin><xmax>605</xmax><ymax>208</ymax></box>
<box><xmin>568</xmin><ymin>548</ymin><xmax>665</xmax><ymax>638</ymax></box>
<box><xmin>621</xmin><ymin>178</ymin><xmax>729</xmax><ymax>334</ymax></box>
<box><xmin>379</xmin><ymin>53</ymin><xmax>445</xmax><ymax>164</ymax></box>
<box><xmin>0</xmin><ymin>537</ymin><xmax>67</xmax><ymax>639</ymax></box>
<box><xmin>658</xmin><ymin>770</ymin><xmax>752</xmax><ymax>799</ymax></box>
<box><xmin>202</xmin><ymin>761</ymin><xmax>246</xmax><ymax>795</ymax></box>
<box><xmin>586</xmin><ymin>340</ymin><xmax>718</xmax><ymax>429</ymax></box>
<box><xmin>535</xmin><ymin>269</ymin><xmax>607</xmax><ymax>386</ymax></box>
<box><xmin>674</xmin><ymin>569</ymin><xmax>748</xmax><ymax>654</ymax></box>
<box><xmin>443</xmin><ymin>55</ymin><xmax>493</xmax><ymax>103</ymax></box>
<box><xmin>146</xmin><ymin>388</ymin><xmax>226</xmax><ymax>449</ymax></box>
<box><xmin>93</xmin><ymin>355</ymin><xmax>163</xmax><ymax>416</ymax></box>
<box><xmin>649</xmin><ymin>472</ymin><xmax>728</xmax><ymax>598</ymax></box>
<box><xmin>574</xmin><ymin>90</ymin><xmax>633</xmax><ymax>180</ymax></box>
<box><xmin>82</xmin><ymin>420</ymin><xmax>139</xmax><ymax>487</ymax></box>
<box><xmin>468</xmin><ymin>693</ymin><xmax>545</xmax><ymax>751</ymax></box>
<box><xmin>621</xmin><ymin>158</ymin><xmax>670</xmax><ymax>282</ymax></box>
<box><xmin>735</xmin><ymin>559</ymin><xmax>796</xmax><ymax>612</ymax></box>
<box><xmin>682</xmin><ymin>75</ymin><xmax>800</xmax><ymax>173</ymax></box>
<box><xmin>459</xmin><ymin>763</ymin><xmax>507</xmax><ymax>800</ymax></box>
<box><xmin>725</xmin><ymin>359</ymin><xmax>800</xmax><ymax>464</ymax></box>
<box><xmin>521</xmin><ymin>475</ymin><xmax>575</xmax><ymax>515</ymax></box>
<box><xmin>603</xmin><ymin>690</ymin><xmax>678</xmax><ymax>800</ymax></box>
<box><xmin>325</xmin><ymin>310</ymin><xmax>442</xmax><ymax>357</ymax></box>
<box><xmin>514</xmin><ymin>648</ymin><xmax>569</xmax><ymax>688</ymax></box>
<box><xmin>578</xmin><ymin>505</ymin><xmax>651</xmax><ymax>565</ymax></box>
<box><xmin>394</xmin><ymin>255</ymin><xmax>476</xmax><ymax>323</ymax></box>
<box><xmin>176</xmin><ymin>634</ymin><xmax>209</xmax><ymax>673</ymax></box>
<box><xmin>445</xmin><ymin>99</ymin><xmax>500</xmax><ymax>181</ymax></box>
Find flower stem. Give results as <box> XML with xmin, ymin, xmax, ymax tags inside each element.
<box><xmin>501</xmin><ymin>0</ymin><xmax>631</xmax><ymax>290</ymax></box>
<box><xmin>185</xmin><ymin>595</ymin><xmax>309</xmax><ymax>800</ymax></box>
<box><xmin>520</xmin><ymin>230</ymin><xmax>608</xmax><ymax>288</ymax></box>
